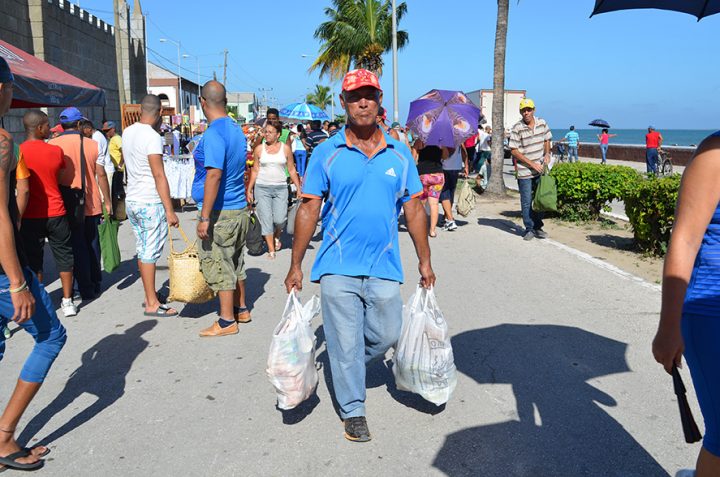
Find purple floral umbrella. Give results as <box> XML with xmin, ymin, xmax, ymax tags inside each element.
<box><xmin>406</xmin><ymin>89</ymin><xmax>481</xmax><ymax>148</ymax></box>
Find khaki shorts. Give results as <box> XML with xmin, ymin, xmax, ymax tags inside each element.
<box><xmin>198</xmin><ymin>208</ymin><xmax>250</xmax><ymax>292</ymax></box>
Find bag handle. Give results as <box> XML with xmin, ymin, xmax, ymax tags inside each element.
<box><xmin>168</xmin><ymin>224</ymin><xmax>192</xmax><ymax>254</ymax></box>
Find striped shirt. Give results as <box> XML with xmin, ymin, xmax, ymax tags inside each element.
<box><xmin>509</xmin><ymin>117</ymin><xmax>552</xmax><ymax>178</ymax></box>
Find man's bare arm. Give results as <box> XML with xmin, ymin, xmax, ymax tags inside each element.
<box><xmin>96</xmin><ymin>165</ymin><xmax>112</xmax><ymax>214</ymax></box>
<box><xmin>148</xmin><ymin>153</ymin><xmax>178</xmax><ymax>226</ymax></box>
<box><xmin>0</xmin><ymin>133</ymin><xmax>24</xmax><ymax>286</ymax></box>
<box><xmin>16</xmin><ymin>177</ymin><xmax>29</xmax><ymax>218</ymax></box>
<box><xmin>402</xmin><ymin>197</ymin><xmax>436</xmax><ymax>288</ymax></box>
<box><xmin>284</xmin><ymin>197</ymin><xmax>322</xmax><ymax>292</ymax></box>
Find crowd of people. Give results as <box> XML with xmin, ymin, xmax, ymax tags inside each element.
<box><xmin>0</xmin><ymin>56</ymin><xmax>719</xmax><ymax>476</ymax></box>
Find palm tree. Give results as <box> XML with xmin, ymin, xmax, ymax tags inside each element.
<box><xmin>486</xmin><ymin>0</ymin><xmax>509</xmax><ymax>196</ymax></box>
<box><xmin>310</xmin><ymin>0</ymin><xmax>409</xmax><ymax>80</ymax></box>
<box><xmin>306</xmin><ymin>85</ymin><xmax>333</xmax><ymax>110</ymax></box>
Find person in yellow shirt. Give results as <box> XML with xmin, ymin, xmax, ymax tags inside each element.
<box><xmin>102</xmin><ymin>121</ymin><xmax>125</xmax><ymax>218</ymax></box>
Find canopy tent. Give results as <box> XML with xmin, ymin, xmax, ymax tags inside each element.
<box><xmin>0</xmin><ymin>39</ymin><xmax>106</xmax><ymax>109</ymax></box>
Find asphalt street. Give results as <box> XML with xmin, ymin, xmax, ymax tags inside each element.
<box><xmin>0</xmin><ymin>200</ymin><xmax>699</xmax><ymax>476</ymax></box>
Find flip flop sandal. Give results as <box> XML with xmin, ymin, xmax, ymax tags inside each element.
<box><xmin>143</xmin><ymin>304</ymin><xmax>178</xmax><ymax>317</ymax></box>
<box><xmin>23</xmin><ymin>447</ymin><xmax>50</xmax><ymax>458</ymax></box>
<box><xmin>141</xmin><ymin>291</ymin><xmax>168</xmax><ymax>308</ymax></box>
<box><xmin>0</xmin><ymin>450</ymin><xmax>43</xmax><ymax>470</ymax></box>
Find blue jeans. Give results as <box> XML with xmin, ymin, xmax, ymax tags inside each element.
<box><xmin>320</xmin><ymin>275</ymin><xmax>403</xmax><ymax>419</ymax></box>
<box><xmin>567</xmin><ymin>146</ymin><xmax>579</xmax><ymax>163</ymax></box>
<box><xmin>600</xmin><ymin>144</ymin><xmax>609</xmax><ymax>164</ymax></box>
<box><xmin>646</xmin><ymin>148</ymin><xmax>659</xmax><ymax>174</ymax></box>
<box><xmin>0</xmin><ymin>268</ymin><xmax>67</xmax><ymax>383</ymax></box>
<box><xmin>517</xmin><ymin>176</ymin><xmax>545</xmax><ymax>233</ymax></box>
<box><xmin>294</xmin><ymin>150</ymin><xmax>307</xmax><ymax>177</ymax></box>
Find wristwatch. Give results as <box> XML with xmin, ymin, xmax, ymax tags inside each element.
<box><xmin>197</xmin><ymin>216</ymin><xmax>210</xmax><ymax>223</ymax></box>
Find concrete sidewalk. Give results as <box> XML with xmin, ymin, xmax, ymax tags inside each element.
<box><xmin>0</xmin><ymin>204</ymin><xmax>697</xmax><ymax>476</ymax></box>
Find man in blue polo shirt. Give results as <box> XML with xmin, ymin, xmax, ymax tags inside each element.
<box><xmin>564</xmin><ymin>125</ymin><xmax>580</xmax><ymax>163</ymax></box>
<box><xmin>284</xmin><ymin>69</ymin><xmax>435</xmax><ymax>443</ymax></box>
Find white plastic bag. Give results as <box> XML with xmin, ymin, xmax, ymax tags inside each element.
<box><xmin>393</xmin><ymin>286</ymin><xmax>457</xmax><ymax>405</ymax></box>
<box><xmin>267</xmin><ymin>290</ymin><xmax>321</xmax><ymax>410</ymax></box>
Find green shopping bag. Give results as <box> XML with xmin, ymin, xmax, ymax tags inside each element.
<box><xmin>98</xmin><ymin>208</ymin><xmax>121</xmax><ymax>273</ymax></box>
<box><xmin>532</xmin><ymin>166</ymin><xmax>558</xmax><ymax>213</ymax></box>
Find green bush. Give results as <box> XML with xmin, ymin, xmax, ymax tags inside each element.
<box><xmin>624</xmin><ymin>174</ymin><xmax>681</xmax><ymax>255</ymax></box>
<box><xmin>549</xmin><ymin>163</ymin><xmax>641</xmax><ymax>221</ymax></box>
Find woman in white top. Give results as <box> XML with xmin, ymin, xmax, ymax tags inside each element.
<box><xmin>247</xmin><ymin>120</ymin><xmax>302</xmax><ymax>259</ymax></box>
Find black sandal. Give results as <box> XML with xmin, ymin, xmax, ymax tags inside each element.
<box><xmin>0</xmin><ymin>449</ymin><xmax>43</xmax><ymax>470</ymax></box>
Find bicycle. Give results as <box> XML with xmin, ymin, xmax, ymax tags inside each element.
<box><xmin>657</xmin><ymin>149</ymin><xmax>673</xmax><ymax>177</ymax></box>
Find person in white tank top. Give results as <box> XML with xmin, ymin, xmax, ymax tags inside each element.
<box><xmin>247</xmin><ymin>120</ymin><xmax>302</xmax><ymax>258</ymax></box>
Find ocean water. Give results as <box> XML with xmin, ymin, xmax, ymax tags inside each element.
<box><xmin>566</xmin><ymin>129</ymin><xmax>716</xmax><ymax>147</ymax></box>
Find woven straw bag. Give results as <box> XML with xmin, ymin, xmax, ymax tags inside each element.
<box><xmin>167</xmin><ymin>226</ymin><xmax>215</xmax><ymax>304</ymax></box>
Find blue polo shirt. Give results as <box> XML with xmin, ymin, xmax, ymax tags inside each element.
<box><xmin>192</xmin><ymin>116</ymin><xmax>247</xmax><ymax>211</ymax></box>
<box><xmin>302</xmin><ymin>127</ymin><xmax>422</xmax><ymax>283</ymax></box>
<box><xmin>565</xmin><ymin>130</ymin><xmax>580</xmax><ymax>147</ymax></box>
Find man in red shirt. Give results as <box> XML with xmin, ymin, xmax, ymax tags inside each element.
<box><xmin>645</xmin><ymin>126</ymin><xmax>663</xmax><ymax>174</ymax></box>
<box><xmin>19</xmin><ymin>110</ymin><xmax>77</xmax><ymax>317</ymax></box>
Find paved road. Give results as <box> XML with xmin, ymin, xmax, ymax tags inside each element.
<box><xmin>0</xmin><ymin>203</ymin><xmax>698</xmax><ymax>476</ymax></box>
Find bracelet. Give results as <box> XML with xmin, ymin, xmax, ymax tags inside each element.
<box><xmin>197</xmin><ymin>216</ymin><xmax>210</xmax><ymax>223</ymax></box>
<box><xmin>9</xmin><ymin>281</ymin><xmax>27</xmax><ymax>294</ymax></box>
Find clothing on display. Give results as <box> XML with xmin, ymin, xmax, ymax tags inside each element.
<box><xmin>164</xmin><ymin>155</ymin><xmax>195</xmax><ymax>199</ymax></box>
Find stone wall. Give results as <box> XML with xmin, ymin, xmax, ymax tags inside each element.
<box><xmin>579</xmin><ymin>143</ymin><xmax>695</xmax><ymax>167</ymax></box>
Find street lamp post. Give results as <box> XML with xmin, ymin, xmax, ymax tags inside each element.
<box><xmin>160</xmin><ymin>38</ymin><xmax>183</xmax><ymax>118</ymax></box>
<box><xmin>391</xmin><ymin>0</ymin><xmax>399</xmax><ymax>123</ymax></box>
<box><xmin>182</xmin><ymin>53</ymin><xmax>202</xmax><ymax>121</ymax></box>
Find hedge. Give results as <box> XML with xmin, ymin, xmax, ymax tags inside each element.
<box><xmin>624</xmin><ymin>174</ymin><xmax>681</xmax><ymax>255</ymax></box>
<box><xmin>549</xmin><ymin>163</ymin><xmax>642</xmax><ymax>221</ymax></box>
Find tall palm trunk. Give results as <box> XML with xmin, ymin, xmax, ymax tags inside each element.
<box><xmin>486</xmin><ymin>0</ymin><xmax>509</xmax><ymax>196</ymax></box>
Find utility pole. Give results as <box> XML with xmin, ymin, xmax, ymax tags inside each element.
<box><xmin>391</xmin><ymin>0</ymin><xmax>399</xmax><ymax>123</ymax></box>
<box><xmin>222</xmin><ymin>49</ymin><xmax>228</xmax><ymax>85</ymax></box>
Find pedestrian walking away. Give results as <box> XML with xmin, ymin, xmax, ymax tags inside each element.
<box><xmin>597</xmin><ymin>128</ymin><xmax>617</xmax><ymax>164</ymax></box>
<box><xmin>18</xmin><ymin>110</ymin><xmax>77</xmax><ymax>317</ymax></box>
<box><xmin>284</xmin><ymin>68</ymin><xmax>436</xmax><ymax>443</ymax></box>
<box><xmin>49</xmin><ymin>107</ymin><xmax>112</xmax><ymax>300</ymax></box>
<box><xmin>645</xmin><ymin>126</ymin><xmax>663</xmax><ymax>174</ymax></box>
<box><xmin>564</xmin><ymin>125</ymin><xmax>580</xmax><ymax>163</ymax></box>
<box><xmin>439</xmin><ymin>145</ymin><xmax>468</xmax><ymax>232</ymax></box>
<box><xmin>653</xmin><ymin>130</ymin><xmax>720</xmax><ymax>477</ymax></box>
<box><xmin>414</xmin><ymin>140</ymin><xmax>445</xmax><ymax>237</ymax></box>
<box><xmin>121</xmin><ymin>94</ymin><xmax>180</xmax><ymax>317</ymax></box>
<box><xmin>291</xmin><ymin>124</ymin><xmax>308</xmax><ymax>177</ymax></box>
<box><xmin>247</xmin><ymin>119</ymin><xmax>302</xmax><ymax>259</ymax></box>
<box><xmin>0</xmin><ymin>56</ymin><xmax>67</xmax><ymax>472</ymax></box>
<box><xmin>102</xmin><ymin>120</ymin><xmax>125</xmax><ymax>216</ymax></box>
<box><xmin>509</xmin><ymin>98</ymin><xmax>552</xmax><ymax>241</ymax></box>
<box><xmin>194</xmin><ymin>80</ymin><xmax>252</xmax><ymax>337</ymax></box>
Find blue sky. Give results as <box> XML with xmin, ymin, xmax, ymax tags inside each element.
<box><xmin>75</xmin><ymin>0</ymin><xmax>718</xmax><ymax>129</ymax></box>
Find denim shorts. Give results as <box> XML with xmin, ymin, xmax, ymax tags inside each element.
<box><xmin>199</xmin><ymin>208</ymin><xmax>250</xmax><ymax>291</ymax></box>
<box><xmin>127</xmin><ymin>201</ymin><xmax>168</xmax><ymax>264</ymax></box>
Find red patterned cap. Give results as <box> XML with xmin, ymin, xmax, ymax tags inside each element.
<box><xmin>341</xmin><ymin>69</ymin><xmax>382</xmax><ymax>92</ymax></box>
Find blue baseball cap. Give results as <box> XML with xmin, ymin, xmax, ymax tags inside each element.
<box><xmin>0</xmin><ymin>57</ymin><xmax>14</xmax><ymax>83</ymax></box>
<box><xmin>648</xmin><ymin>125</ymin><xmax>655</xmax><ymax>130</ymax></box>
<box><xmin>101</xmin><ymin>120</ymin><xmax>116</xmax><ymax>130</ymax></box>
<box><xmin>59</xmin><ymin>107</ymin><xmax>85</xmax><ymax>122</ymax></box>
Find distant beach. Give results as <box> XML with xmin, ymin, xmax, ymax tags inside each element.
<box><xmin>568</xmin><ymin>129</ymin><xmax>715</xmax><ymax>147</ymax></box>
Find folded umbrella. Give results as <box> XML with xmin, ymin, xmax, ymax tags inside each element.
<box><xmin>407</xmin><ymin>90</ymin><xmax>481</xmax><ymax>148</ymax></box>
<box><xmin>672</xmin><ymin>364</ymin><xmax>703</xmax><ymax>444</ymax></box>
<box><xmin>589</xmin><ymin>119</ymin><xmax>611</xmax><ymax>128</ymax></box>
<box><xmin>279</xmin><ymin>102</ymin><xmax>330</xmax><ymax>121</ymax></box>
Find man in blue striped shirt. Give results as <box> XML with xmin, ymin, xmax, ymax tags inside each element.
<box><xmin>564</xmin><ymin>126</ymin><xmax>580</xmax><ymax>163</ymax></box>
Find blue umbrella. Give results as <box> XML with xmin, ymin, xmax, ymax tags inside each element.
<box><xmin>591</xmin><ymin>0</ymin><xmax>720</xmax><ymax>20</ymax></box>
<box><xmin>589</xmin><ymin>119</ymin><xmax>611</xmax><ymax>128</ymax></box>
<box><xmin>279</xmin><ymin>102</ymin><xmax>330</xmax><ymax>121</ymax></box>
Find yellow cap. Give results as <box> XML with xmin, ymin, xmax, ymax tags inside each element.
<box><xmin>519</xmin><ymin>98</ymin><xmax>535</xmax><ymax>111</ymax></box>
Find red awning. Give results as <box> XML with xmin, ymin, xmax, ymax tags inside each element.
<box><xmin>0</xmin><ymin>39</ymin><xmax>106</xmax><ymax>109</ymax></box>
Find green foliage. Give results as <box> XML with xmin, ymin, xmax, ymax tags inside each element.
<box><xmin>306</xmin><ymin>85</ymin><xmax>332</xmax><ymax>110</ymax></box>
<box><xmin>549</xmin><ymin>163</ymin><xmax>641</xmax><ymax>222</ymax></box>
<box><xmin>310</xmin><ymin>0</ymin><xmax>409</xmax><ymax>80</ymax></box>
<box><xmin>624</xmin><ymin>174</ymin><xmax>681</xmax><ymax>256</ymax></box>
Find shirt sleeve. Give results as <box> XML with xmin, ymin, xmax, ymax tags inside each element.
<box><xmin>545</xmin><ymin>126</ymin><xmax>553</xmax><ymax>142</ymax></box>
<box><xmin>15</xmin><ymin>154</ymin><xmax>30</xmax><ymax>180</ymax></box>
<box><xmin>202</xmin><ymin>130</ymin><xmax>226</xmax><ymax>170</ymax></box>
<box><xmin>402</xmin><ymin>159</ymin><xmax>423</xmax><ymax>203</ymax></box>
<box><xmin>508</xmin><ymin>126</ymin><xmax>521</xmax><ymax>149</ymax></box>
<box><xmin>301</xmin><ymin>148</ymin><xmax>329</xmax><ymax>199</ymax></box>
<box><xmin>146</xmin><ymin>131</ymin><xmax>163</xmax><ymax>157</ymax></box>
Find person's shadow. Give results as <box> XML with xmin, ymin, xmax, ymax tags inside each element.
<box><xmin>179</xmin><ymin>267</ymin><xmax>270</xmax><ymax>318</ymax></box>
<box><xmin>433</xmin><ymin>324</ymin><xmax>668</xmax><ymax>477</ymax></box>
<box><xmin>17</xmin><ymin>320</ymin><xmax>157</xmax><ymax>447</ymax></box>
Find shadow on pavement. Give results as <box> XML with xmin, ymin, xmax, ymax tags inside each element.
<box><xmin>18</xmin><ymin>320</ymin><xmax>157</xmax><ymax>448</ymax></box>
<box><xmin>179</xmin><ymin>267</ymin><xmax>270</xmax><ymax>318</ymax></box>
<box><xmin>432</xmin><ymin>324</ymin><xmax>668</xmax><ymax>477</ymax></box>
<box><xmin>587</xmin><ymin>234</ymin><xmax>636</xmax><ymax>251</ymax></box>
<box><xmin>477</xmin><ymin>217</ymin><xmax>524</xmax><ymax>237</ymax></box>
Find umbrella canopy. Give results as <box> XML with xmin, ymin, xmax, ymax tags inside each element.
<box><xmin>406</xmin><ymin>90</ymin><xmax>481</xmax><ymax>148</ymax></box>
<box><xmin>0</xmin><ymin>39</ymin><xmax>106</xmax><ymax>108</ymax></box>
<box><xmin>279</xmin><ymin>102</ymin><xmax>330</xmax><ymax>121</ymax></box>
<box><xmin>591</xmin><ymin>0</ymin><xmax>720</xmax><ymax>20</ymax></box>
<box><xmin>589</xmin><ymin>119</ymin><xmax>611</xmax><ymax>128</ymax></box>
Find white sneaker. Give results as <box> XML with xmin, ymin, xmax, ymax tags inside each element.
<box><xmin>675</xmin><ymin>470</ymin><xmax>696</xmax><ymax>477</ymax></box>
<box><xmin>443</xmin><ymin>220</ymin><xmax>458</xmax><ymax>231</ymax></box>
<box><xmin>61</xmin><ymin>298</ymin><xmax>78</xmax><ymax>317</ymax></box>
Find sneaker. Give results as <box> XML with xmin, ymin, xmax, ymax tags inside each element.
<box><xmin>344</xmin><ymin>416</ymin><xmax>371</xmax><ymax>442</ymax></box>
<box><xmin>61</xmin><ymin>298</ymin><xmax>78</xmax><ymax>317</ymax></box>
<box><xmin>2</xmin><ymin>326</ymin><xmax>10</xmax><ymax>339</ymax></box>
<box><xmin>443</xmin><ymin>220</ymin><xmax>458</xmax><ymax>231</ymax></box>
<box><xmin>523</xmin><ymin>231</ymin><xmax>535</xmax><ymax>241</ymax></box>
<box><xmin>533</xmin><ymin>229</ymin><xmax>548</xmax><ymax>239</ymax></box>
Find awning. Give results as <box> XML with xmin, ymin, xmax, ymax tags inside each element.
<box><xmin>0</xmin><ymin>39</ymin><xmax>106</xmax><ymax>109</ymax></box>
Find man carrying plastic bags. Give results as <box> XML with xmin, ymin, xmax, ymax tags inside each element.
<box><xmin>284</xmin><ymin>69</ymin><xmax>436</xmax><ymax>443</ymax></box>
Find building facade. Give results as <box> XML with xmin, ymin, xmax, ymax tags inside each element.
<box><xmin>467</xmin><ymin>89</ymin><xmax>526</xmax><ymax>132</ymax></box>
<box><xmin>147</xmin><ymin>62</ymin><xmax>202</xmax><ymax>123</ymax></box>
